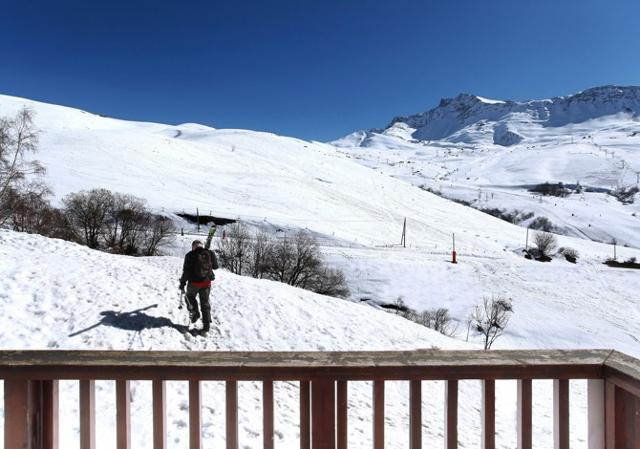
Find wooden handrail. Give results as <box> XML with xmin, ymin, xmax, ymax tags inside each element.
<box><xmin>0</xmin><ymin>349</ymin><xmax>613</xmax><ymax>380</ymax></box>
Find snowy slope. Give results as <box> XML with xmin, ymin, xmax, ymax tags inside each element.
<box><xmin>0</xmin><ymin>230</ymin><xmax>597</xmax><ymax>449</ymax></box>
<box><xmin>333</xmin><ymin>86</ymin><xmax>640</xmax><ymax>247</ymax></box>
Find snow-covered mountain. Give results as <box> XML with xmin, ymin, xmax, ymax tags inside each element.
<box><xmin>333</xmin><ymin>86</ymin><xmax>640</xmax><ymax>247</ymax></box>
<box><xmin>335</xmin><ymin>85</ymin><xmax>640</xmax><ymax>147</ymax></box>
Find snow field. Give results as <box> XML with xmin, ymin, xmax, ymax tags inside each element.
<box><xmin>0</xmin><ymin>230</ymin><xmax>605</xmax><ymax>449</ymax></box>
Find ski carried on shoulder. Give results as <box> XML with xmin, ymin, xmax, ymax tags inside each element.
<box><xmin>204</xmin><ymin>223</ymin><xmax>217</xmax><ymax>250</ymax></box>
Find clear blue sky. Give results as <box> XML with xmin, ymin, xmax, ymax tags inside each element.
<box><xmin>1</xmin><ymin>0</ymin><xmax>639</xmax><ymax>141</ymax></box>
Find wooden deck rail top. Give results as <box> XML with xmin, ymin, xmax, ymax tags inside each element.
<box><xmin>0</xmin><ymin>348</ymin><xmax>638</xmax><ymax>381</ymax></box>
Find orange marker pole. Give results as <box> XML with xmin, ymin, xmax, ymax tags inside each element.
<box><xmin>452</xmin><ymin>233</ymin><xmax>457</xmax><ymax>264</ymax></box>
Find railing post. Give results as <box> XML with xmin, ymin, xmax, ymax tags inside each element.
<box><xmin>79</xmin><ymin>380</ymin><xmax>95</xmax><ymax>449</ymax></box>
<box><xmin>553</xmin><ymin>379</ymin><xmax>569</xmax><ymax>449</ymax></box>
<box><xmin>611</xmin><ymin>384</ymin><xmax>640</xmax><ymax>449</ymax></box>
<box><xmin>4</xmin><ymin>379</ymin><xmax>35</xmax><ymax>449</ymax></box>
<box><xmin>263</xmin><ymin>381</ymin><xmax>274</xmax><ymax>449</ymax></box>
<box><xmin>337</xmin><ymin>381</ymin><xmax>348</xmax><ymax>449</ymax></box>
<box><xmin>153</xmin><ymin>380</ymin><xmax>167</xmax><ymax>449</ymax></box>
<box><xmin>189</xmin><ymin>380</ymin><xmax>202</xmax><ymax>449</ymax></box>
<box><xmin>517</xmin><ymin>379</ymin><xmax>532</xmax><ymax>449</ymax></box>
<box><xmin>116</xmin><ymin>380</ymin><xmax>131</xmax><ymax>449</ymax></box>
<box><xmin>482</xmin><ymin>380</ymin><xmax>495</xmax><ymax>449</ymax></box>
<box><xmin>445</xmin><ymin>380</ymin><xmax>458</xmax><ymax>449</ymax></box>
<box><xmin>311</xmin><ymin>379</ymin><xmax>335</xmax><ymax>449</ymax></box>
<box><xmin>605</xmin><ymin>381</ymin><xmax>615</xmax><ymax>449</ymax></box>
<box><xmin>409</xmin><ymin>380</ymin><xmax>422</xmax><ymax>449</ymax></box>
<box><xmin>588</xmin><ymin>379</ymin><xmax>605</xmax><ymax>449</ymax></box>
<box><xmin>300</xmin><ymin>381</ymin><xmax>311</xmax><ymax>449</ymax></box>
<box><xmin>226</xmin><ymin>381</ymin><xmax>238</xmax><ymax>449</ymax></box>
<box><xmin>41</xmin><ymin>380</ymin><xmax>59</xmax><ymax>449</ymax></box>
<box><xmin>373</xmin><ymin>381</ymin><xmax>385</xmax><ymax>449</ymax></box>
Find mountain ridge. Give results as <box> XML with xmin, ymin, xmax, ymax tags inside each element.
<box><xmin>336</xmin><ymin>85</ymin><xmax>640</xmax><ymax>147</ymax></box>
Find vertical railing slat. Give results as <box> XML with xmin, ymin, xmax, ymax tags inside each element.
<box><xmin>605</xmin><ymin>381</ymin><xmax>615</xmax><ymax>449</ymax></box>
<box><xmin>42</xmin><ymin>380</ymin><xmax>59</xmax><ymax>449</ymax></box>
<box><xmin>587</xmin><ymin>379</ymin><xmax>605</xmax><ymax>449</ymax></box>
<box><xmin>553</xmin><ymin>379</ymin><xmax>570</xmax><ymax>449</ymax></box>
<box><xmin>337</xmin><ymin>381</ymin><xmax>348</xmax><ymax>449</ymax></box>
<box><xmin>153</xmin><ymin>380</ymin><xmax>167</xmax><ymax>449</ymax></box>
<box><xmin>517</xmin><ymin>379</ymin><xmax>532</xmax><ymax>449</ymax></box>
<box><xmin>226</xmin><ymin>380</ymin><xmax>239</xmax><ymax>449</ymax></box>
<box><xmin>312</xmin><ymin>379</ymin><xmax>336</xmax><ymax>449</ymax></box>
<box><xmin>409</xmin><ymin>380</ymin><xmax>422</xmax><ymax>449</ymax></box>
<box><xmin>263</xmin><ymin>380</ymin><xmax>274</xmax><ymax>449</ymax></box>
<box><xmin>482</xmin><ymin>380</ymin><xmax>495</xmax><ymax>449</ymax></box>
<box><xmin>300</xmin><ymin>381</ymin><xmax>310</xmax><ymax>449</ymax></box>
<box><xmin>445</xmin><ymin>380</ymin><xmax>458</xmax><ymax>449</ymax></box>
<box><xmin>373</xmin><ymin>381</ymin><xmax>385</xmax><ymax>449</ymax></box>
<box><xmin>116</xmin><ymin>380</ymin><xmax>131</xmax><ymax>449</ymax></box>
<box><xmin>79</xmin><ymin>380</ymin><xmax>96</xmax><ymax>449</ymax></box>
<box><xmin>4</xmin><ymin>379</ymin><xmax>32</xmax><ymax>449</ymax></box>
<box><xmin>189</xmin><ymin>380</ymin><xmax>202</xmax><ymax>449</ymax></box>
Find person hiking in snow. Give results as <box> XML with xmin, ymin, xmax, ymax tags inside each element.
<box><xmin>179</xmin><ymin>239</ymin><xmax>219</xmax><ymax>334</ymax></box>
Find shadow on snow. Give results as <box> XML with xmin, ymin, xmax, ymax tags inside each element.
<box><xmin>68</xmin><ymin>304</ymin><xmax>190</xmax><ymax>337</ymax></box>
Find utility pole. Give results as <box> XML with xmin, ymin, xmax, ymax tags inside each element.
<box><xmin>400</xmin><ymin>218</ymin><xmax>407</xmax><ymax>248</ymax></box>
<box><xmin>197</xmin><ymin>208</ymin><xmax>200</xmax><ymax>233</ymax></box>
<box><xmin>525</xmin><ymin>227</ymin><xmax>529</xmax><ymax>252</ymax></box>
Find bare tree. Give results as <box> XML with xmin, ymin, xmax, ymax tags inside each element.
<box><xmin>217</xmin><ymin>222</ymin><xmax>251</xmax><ymax>275</ymax></box>
<box><xmin>286</xmin><ymin>231</ymin><xmax>322</xmax><ymax>287</ymax></box>
<box><xmin>471</xmin><ymin>296</ymin><xmax>513</xmax><ymax>350</ymax></box>
<box><xmin>63</xmin><ymin>189</ymin><xmax>114</xmax><ymax>248</ymax></box>
<box><xmin>141</xmin><ymin>216</ymin><xmax>176</xmax><ymax>256</ymax></box>
<box><xmin>534</xmin><ymin>232</ymin><xmax>558</xmax><ymax>258</ymax></box>
<box><xmin>303</xmin><ymin>266</ymin><xmax>350</xmax><ymax>298</ymax></box>
<box><xmin>0</xmin><ymin>108</ymin><xmax>43</xmax><ymax>224</ymax></box>
<box><xmin>248</xmin><ymin>230</ymin><xmax>274</xmax><ymax>279</ymax></box>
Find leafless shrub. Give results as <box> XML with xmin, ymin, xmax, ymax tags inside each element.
<box><xmin>534</xmin><ymin>232</ymin><xmax>558</xmax><ymax>258</ymax></box>
<box><xmin>62</xmin><ymin>188</ymin><xmax>173</xmax><ymax>255</ymax></box>
<box><xmin>470</xmin><ymin>296</ymin><xmax>513</xmax><ymax>350</ymax></box>
<box><xmin>219</xmin><ymin>227</ymin><xmax>349</xmax><ymax>298</ymax></box>
<box><xmin>5</xmin><ymin>183</ymin><xmax>73</xmax><ymax>239</ymax></box>
<box><xmin>417</xmin><ymin>308</ymin><xmax>458</xmax><ymax>337</ymax></box>
<box><xmin>558</xmin><ymin>247</ymin><xmax>579</xmax><ymax>263</ymax></box>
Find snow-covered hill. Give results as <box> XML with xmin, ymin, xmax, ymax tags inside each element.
<box><xmin>333</xmin><ymin>86</ymin><xmax>640</xmax><ymax>247</ymax></box>
<box><xmin>0</xmin><ymin>230</ymin><xmax>597</xmax><ymax>449</ymax></box>
<box><xmin>0</xmin><ymin>92</ymin><xmax>639</xmax><ymax>449</ymax></box>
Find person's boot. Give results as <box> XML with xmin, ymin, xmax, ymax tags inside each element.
<box><xmin>186</xmin><ymin>303</ymin><xmax>200</xmax><ymax>323</ymax></box>
<box><xmin>199</xmin><ymin>320</ymin><xmax>210</xmax><ymax>336</ymax></box>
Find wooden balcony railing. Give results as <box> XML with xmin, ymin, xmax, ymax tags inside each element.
<box><xmin>1</xmin><ymin>349</ymin><xmax>639</xmax><ymax>449</ymax></box>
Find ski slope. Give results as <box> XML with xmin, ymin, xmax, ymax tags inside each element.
<box><xmin>333</xmin><ymin>87</ymin><xmax>640</xmax><ymax>247</ymax></box>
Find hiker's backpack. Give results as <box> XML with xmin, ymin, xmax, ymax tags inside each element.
<box><xmin>194</xmin><ymin>247</ymin><xmax>213</xmax><ymax>280</ymax></box>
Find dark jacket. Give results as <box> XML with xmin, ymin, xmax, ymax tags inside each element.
<box><xmin>179</xmin><ymin>249</ymin><xmax>219</xmax><ymax>288</ymax></box>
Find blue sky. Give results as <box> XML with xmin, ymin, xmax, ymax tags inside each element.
<box><xmin>1</xmin><ymin>0</ymin><xmax>639</xmax><ymax>141</ymax></box>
